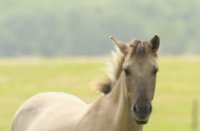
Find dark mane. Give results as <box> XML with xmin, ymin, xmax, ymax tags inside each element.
<box><xmin>129</xmin><ymin>39</ymin><xmax>147</xmax><ymax>56</ymax></box>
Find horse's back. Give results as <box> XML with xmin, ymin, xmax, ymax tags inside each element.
<box><xmin>12</xmin><ymin>92</ymin><xmax>87</xmax><ymax>131</ymax></box>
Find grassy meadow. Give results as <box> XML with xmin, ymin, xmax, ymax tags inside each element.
<box><xmin>0</xmin><ymin>57</ymin><xmax>199</xmax><ymax>131</ymax></box>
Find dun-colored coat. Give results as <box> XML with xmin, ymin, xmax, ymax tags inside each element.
<box><xmin>11</xmin><ymin>35</ymin><xmax>160</xmax><ymax>131</ymax></box>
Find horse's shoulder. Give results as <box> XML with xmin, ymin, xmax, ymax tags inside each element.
<box><xmin>15</xmin><ymin>92</ymin><xmax>86</xmax><ymax>116</ymax></box>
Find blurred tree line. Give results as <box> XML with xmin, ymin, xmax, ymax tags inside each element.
<box><xmin>0</xmin><ymin>0</ymin><xmax>200</xmax><ymax>57</ymax></box>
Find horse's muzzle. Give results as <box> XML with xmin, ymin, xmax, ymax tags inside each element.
<box><xmin>132</xmin><ymin>102</ymin><xmax>152</xmax><ymax>124</ymax></box>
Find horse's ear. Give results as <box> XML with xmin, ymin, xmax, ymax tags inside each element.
<box><xmin>109</xmin><ymin>36</ymin><xmax>128</xmax><ymax>55</ymax></box>
<box><xmin>149</xmin><ymin>35</ymin><xmax>160</xmax><ymax>52</ymax></box>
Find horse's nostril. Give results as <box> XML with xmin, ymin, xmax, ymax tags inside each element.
<box><xmin>148</xmin><ymin>105</ymin><xmax>152</xmax><ymax>112</ymax></box>
<box><xmin>133</xmin><ymin>105</ymin><xmax>138</xmax><ymax>113</ymax></box>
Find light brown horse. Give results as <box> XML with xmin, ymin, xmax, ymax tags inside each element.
<box><xmin>11</xmin><ymin>35</ymin><xmax>160</xmax><ymax>131</ymax></box>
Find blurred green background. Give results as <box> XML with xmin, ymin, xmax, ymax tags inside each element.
<box><xmin>0</xmin><ymin>0</ymin><xmax>200</xmax><ymax>131</ymax></box>
<box><xmin>0</xmin><ymin>0</ymin><xmax>200</xmax><ymax>56</ymax></box>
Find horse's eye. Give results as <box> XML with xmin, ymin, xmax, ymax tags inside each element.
<box><xmin>124</xmin><ymin>68</ymin><xmax>131</xmax><ymax>76</ymax></box>
<box><xmin>152</xmin><ymin>68</ymin><xmax>158</xmax><ymax>76</ymax></box>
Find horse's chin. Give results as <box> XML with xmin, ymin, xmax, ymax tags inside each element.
<box><xmin>135</xmin><ymin>119</ymin><xmax>148</xmax><ymax>125</ymax></box>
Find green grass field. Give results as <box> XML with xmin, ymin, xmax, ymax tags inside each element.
<box><xmin>0</xmin><ymin>57</ymin><xmax>199</xmax><ymax>131</ymax></box>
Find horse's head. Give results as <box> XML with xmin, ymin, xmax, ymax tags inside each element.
<box><xmin>110</xmin><ymin>35</ymin><xmax>160</xmax><ymax>124</ymax></box>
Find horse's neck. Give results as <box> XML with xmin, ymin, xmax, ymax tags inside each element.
<box><xmin>85</xmin><ymin>74</ymin><xmax>143</xmax><ymax>131</ymax></box>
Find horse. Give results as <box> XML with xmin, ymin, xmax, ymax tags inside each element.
<box><xmin>11</xmin><ymin>35</ymin><xmax>160</xmax><ymax>131</ymax></box>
